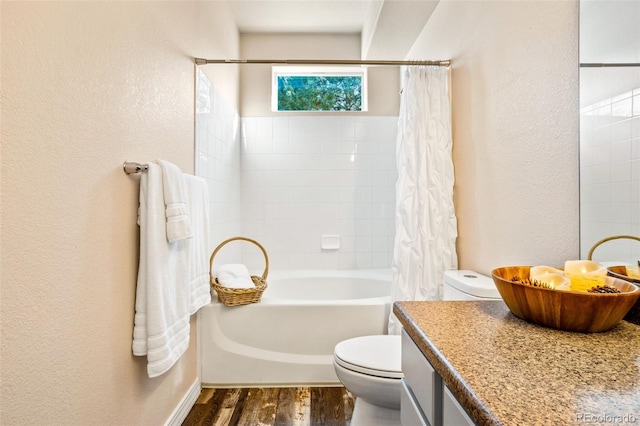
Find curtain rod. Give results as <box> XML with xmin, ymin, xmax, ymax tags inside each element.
<box><xmin>580</xmin><ymin>63</ymin><xmax>640</xmax><ymax>68</ymax></box>
<box><xmin>194</xmin><ymin>58</ymin><xmax>451</xmax><ymax>67</ymax></box>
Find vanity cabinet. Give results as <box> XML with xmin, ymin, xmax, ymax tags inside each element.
<box><xmin>443</xmin><ymin>385</ymin><xmax>475</xmax><ymax>426</ymax></box>
<box><xmin>401</xmin><ymin>330</ymin><xmax>475</xmax><ymax>426</ymax></box>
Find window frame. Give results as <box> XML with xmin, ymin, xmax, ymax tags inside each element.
<box><xmin>271</xmin><ymin>66</ymin><xmax>368</xmax><ymax>113</ymax></box>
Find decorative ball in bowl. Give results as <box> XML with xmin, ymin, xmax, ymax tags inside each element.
<box><xmin>491</xmin><ymin>266</ymin><xmax>640</xmax><ymax>333</ymax></box>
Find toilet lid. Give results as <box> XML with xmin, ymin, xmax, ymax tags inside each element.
<box><xmin>334</xmin><ymin>335</ymin><xmax>403</xmax><ymax>379</ymax></box>
<box><xmin>444</xmin><ymin>270</ymin><xmax>501</xmax><ymax>299</ymax></box>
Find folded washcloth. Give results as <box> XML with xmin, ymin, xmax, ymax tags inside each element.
<box><xmin>215</xmin><ymin>264</ymin><xmax>255</xmax><ymax>289</ymax></box>
<box><xmin>157</xmin><ymin>160</ymin><xmax>192</xmax><ymax>243</ymax></box>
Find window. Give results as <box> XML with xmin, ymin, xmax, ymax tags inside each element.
<box><xmin>272</xmin><ymin>66</ymin><xmax>368</xmax><ymax>112</ymax></box>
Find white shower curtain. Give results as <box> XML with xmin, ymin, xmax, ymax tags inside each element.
<box><xmin>388</xmin><ymin>66</ymin><xmax>458</xmax><ymax>335</ymax></box>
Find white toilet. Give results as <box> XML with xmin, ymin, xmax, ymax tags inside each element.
<box><xmin>333</xmin><ymin>270</ymin><xmax>502</xmax><ymax>425</ymax></box>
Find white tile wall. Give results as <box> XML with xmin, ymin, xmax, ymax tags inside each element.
<box><xmin>195</xmin><ymin>69</ymin><xmax>242</xmax><ymax>265</ymax></box>
<box><xmin>240</xmin><ymin>116</ymin><xmax>398</xmax><ymax>271</ymax></box>
<box><xmin>196</xmin><ymin>71</ymin><xmax>398</xmax><ymax>271</ymax></box>
<box><xmin>580</xmin><ymin>87</ymin><xmax>640</xmax><ymax>263</ymax></box>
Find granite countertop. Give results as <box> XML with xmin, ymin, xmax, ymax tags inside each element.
<box><xmin>393</xmin><ymin>301</ymin><xmax>640</xmax><ymax>426</ymax></box>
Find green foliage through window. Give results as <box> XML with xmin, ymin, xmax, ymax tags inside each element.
<box><xmin>277</xmin><ymin>75</ymin><xmax>363</xmax><ymax>111</ymax></box>
<box><xmin>272</xmin><ymin>67</ymin><xmax>367</xmax><ymax>112</ymax></box>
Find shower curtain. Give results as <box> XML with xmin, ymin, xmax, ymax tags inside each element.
<box><xmin>388</xmin><ymin>66</ymin><xmax>458</xmax><ymax>335</ymax></box>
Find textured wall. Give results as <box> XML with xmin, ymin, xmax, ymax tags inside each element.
<box><xmin>1</xmin><ymin>2</ymin><xmax>238</xmax><ymax>424</ymax></box>
<box><xmin>407</xmin><ymin>1</ymin><xmax>581</xmax><ymax>274</ymax></box>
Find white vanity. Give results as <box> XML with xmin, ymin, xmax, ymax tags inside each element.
<box><xmin>400</xmin><ymin>329</ymin><xmax>474</xmax><ymax>426</ymax></box>
<box><xmin>394</xmin><ymin>300</ymin><xmax>640</xmax><ymax>425</ymax></box>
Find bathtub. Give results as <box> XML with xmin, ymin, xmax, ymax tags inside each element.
<box><xmin>198</xmin><ymin>269</ymin><xmax>392</xmax><ymax>387</ymax></box>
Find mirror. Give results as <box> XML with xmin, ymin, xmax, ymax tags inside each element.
<box><xmin>579</xmin><ymin>0</ymin><xmax>640</xmax><ymax>264</ymax></box>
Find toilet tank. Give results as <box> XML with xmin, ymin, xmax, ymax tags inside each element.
<box><xmin>443</xmin><ymin>270</ymin><xmax>502</xmax><ymax>301</ymax></box>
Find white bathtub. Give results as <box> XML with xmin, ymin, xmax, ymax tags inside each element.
<box><xmin>198</xmin><ymin>269</ymin><xmax>392</xmax><ymax>387</ymax></box>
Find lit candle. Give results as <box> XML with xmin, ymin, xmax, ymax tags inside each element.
<box><xmin>564</xmin><ymin>260</ymin><xmax>606</xmax><ymax>292</ymax></box>
<box><xmin>530</xmin><ymin>266</ymin><xmax>570</xmax><ymax>290</ymax></box>
<box><xmin>530</xmin><ymin>265</ymin><xmax>562</xmax><ymax>277</ymax></box>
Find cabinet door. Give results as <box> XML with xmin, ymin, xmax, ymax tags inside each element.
<box><xmin>401</xmin><ymin>379</ymin><xmax>429</xmax><ymax>426</ymax></box>
<box><xmin>401</xmin><ymin>330</ymin><xmax>442</xmax><ymax>426</ymax></box>
<box><xmin>443</xmin><ymin>385</ymin><xmax>474</xmax><ymax>426</ymax></box>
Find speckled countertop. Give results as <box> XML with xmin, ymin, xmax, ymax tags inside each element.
<box><xmin>394</xmin><ymin>301</ymin><xmax>640</xmax><ymax>426</ymax></box>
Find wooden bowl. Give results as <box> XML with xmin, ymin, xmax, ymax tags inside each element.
<box><xmin>607</xmin><ymin>265</ymin><xmax>640</xmax><ymax>284</ymax></box>
<box><xmin>606</xmin><ymin>265</ymin><xmax>640</xmax><ymax>325</ymax></box>
<box><xmin>491</xmin><ymin>266</ymin><xmax>640</xmax><ymax>333</ymax></box>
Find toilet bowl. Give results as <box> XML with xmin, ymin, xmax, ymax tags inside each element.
<box><xmin>333</xmin><ymin>270</ymin><xmax>501</xmax><ymax>425</ymax></box>
<box><xmin>333</xmin><ymin>335</ymin><xmax>402</xmax><ymax>409</ymax></box>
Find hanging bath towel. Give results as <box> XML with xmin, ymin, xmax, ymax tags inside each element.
<box><xmin>133</xmin><ymin>162</ymin><xmax>191</xmax><ymax>378</ymax></box>
<box><xmin>184</xmin><ymin>174</ymin><xmax>212</xmax><ymax>314</ymax></box>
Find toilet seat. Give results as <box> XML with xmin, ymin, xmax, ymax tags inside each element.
<box><xmin>334</xmin><ymin>335</ymin><xmax>403</xmax><ymax>379</ymax></box>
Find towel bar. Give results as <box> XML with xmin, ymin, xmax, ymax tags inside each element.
<box><xmin>123</xmin><ymin>161</ymin><xmax>149</xmax><ymax>174</ymax></box>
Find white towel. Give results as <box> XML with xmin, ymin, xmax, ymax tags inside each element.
<box><xmin>184</xmin><ymin>174</ymin><xmax>212</xmax><ymax>314</ymax></box>
<box><xmin>215</xmin><ymin>264</ymin><xmax>255</xmax><ymax>289</ymax></box>
<box><xmin>157</xmin><ymin>160</ymin><xmax>192</xmax><ymax>243</ymax></box>
<box><xmin>133</xmin><ymin>162</ymin><xmax>191</xmax><ymax>378</ymax></box>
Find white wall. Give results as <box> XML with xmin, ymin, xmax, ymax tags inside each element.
<box><xmin>406</xmin><ymin>1</ymin><xmax>581</xmax><ymax>274</ymax></box>
<box><xmin>1</xmin><ymin>2</ymin><xmax>239</xmax><ymax>424</ymax></box>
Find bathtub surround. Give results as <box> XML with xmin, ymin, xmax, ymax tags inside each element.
<box><xmin>389</xmin><ymin>66</ymin><xmax>458</xmax><ymax>335</ymax></box>
<box><xmin>195</xmin><ymin>69</ymin><xmax>243</xmax><ymax>264</ymax></box>
<box><xmin>231</xmin><ymin>33</ymin><xmax>399</xmax><ymax>270</ymax></box>
<box><xmin>240</xmin><ymin>115</ymin><xmax>397</xmax><ymax>271</ymax></box>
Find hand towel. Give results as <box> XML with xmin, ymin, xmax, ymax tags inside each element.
<box><xmin>133</xmin><ymin>162</ymin><xmax>191</xmax><ymax>378</ymax></box>
<box><xmin>184</xmin><ymin>174</ymin><xmax>212</xmax><ymax>314</ymax></box>
<box><xmin>157</xmin><ymin>160</ymin><xmax>192</xmax><ymax>243</ymax></box>
<box><xmin>215</xmin><ymin>264</ymin><xmax>255</xmax><ymax>289</ymax></box>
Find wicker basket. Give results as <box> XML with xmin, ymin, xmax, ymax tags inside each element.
<box><xmin>587</xmin><ymin>234</ymin><xmax>640</xmax><ymax>261</ymax></box>
<box><xmin>209</xmin><ymin>237</ymin><xmax>269</xmax><ymax>307</ymax></box>
<box><xmin>588</xmin><ymin>235</ymin><xmax>640</xmax><ymax>325</ymax></box>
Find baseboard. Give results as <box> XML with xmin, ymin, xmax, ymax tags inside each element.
<box><xmin>165</xmin><ymin>378</ymin><xmax>201</xmax><ymax>426</ymax></box>
<box><xmin>201</xmin><ymin>381</ymin><xmax>342</xmax><ymax>389</ymax></box>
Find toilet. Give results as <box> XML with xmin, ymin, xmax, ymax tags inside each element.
<box><xmin>333</xmin><ymin>270</ymin><xmax>501</xmax><ymax>425</ymax></box>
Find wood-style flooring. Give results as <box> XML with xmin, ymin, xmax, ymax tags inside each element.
<box><xmin>182</xmin><ymin>387</ymin><xmax>354</xmax><ymax>426</ymax></box>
